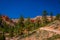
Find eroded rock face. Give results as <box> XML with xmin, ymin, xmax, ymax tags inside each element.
<box><xmin>1</xmin><ymin>15</ymin><xmax>15</xmax><ymax>26</ymax></box>
<box><xmin>2</xmin><ymin>15</ymin><xmax>9</xmax><ymax>21</ymax></box>
<box><xmin>5</xmin><ymin>20</ymin><xmax>60</xmax><ymax>40</ymax></box>
<box><xmin>19</xmin><ymin>30</ymin><xmax>60</xmax><ymax>40</ymax></box>
<box><xmin>34</xmin><ymin>30</ymin><xmax>57</xmax><ymax>40</ymax></box>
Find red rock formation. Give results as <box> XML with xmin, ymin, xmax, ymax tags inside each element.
<box><xmin>30</xmin><ymin>19</ymin><xmax>35</xmax><ymax>23</ymax></box>
<box><xmin>1</xmin><ymin>15</ymin><xmax>15</xmax><ymax>26</ymax></box>
<box><xmin>2</xmin><ymin>15</ymin><xmax>9</xmax><ymax>21</ymax></box>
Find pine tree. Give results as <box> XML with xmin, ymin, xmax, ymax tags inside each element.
<box><xmin>55</xmin><ymin>13</ymin><xmax>60</xmax><ymax>20</ymax></box>
<box><xmin>18</xmin><ymin>16</ymin><xmax>24</xmax><ymax>27</ymax></box>
<box><xmin>35</xmin><ymin>17</ymin><xmax>41</xmax><ymax>28</ymax></box>
<box><xmin>50</xmin><ymin>12</ymin><xmax>53</xmax><ymax>22</ymax></box>
<box><xmin>42</xmin><ymin>10</ymin><xmax>48</xmax><ymax>24</ymax></box>
<box><xmin>9</xmin><ymin>26</ymin><xmax>14</xmax><ymax>38</ymax></box>
<box><xmin>25</xmin><ymin>17</ymin><xmax>31</xmax><ymax>31</ymax></box>
<box><xmin>0</xmin><ymin>32</ymin><xmax>5</xmax><ymax>40</ymax></box>
<box><xmin>0</xmin><ymin>14</ymin><xmax>3</xmax><ymax>28</ymax></box>
<box><xmin>2</xmin><ymin>21</ymin><xmax>9</xmax><ymax>33</ymax></box>
<box><xmin>18</xmin><ymin>15</ymin><xmax>24</xmax><ymax>35</ymax></box>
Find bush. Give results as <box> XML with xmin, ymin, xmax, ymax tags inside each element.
<box><xmin>0</xmin><ymin>32</ymin><xmax>5</xmax><ymax>40</ymax></box>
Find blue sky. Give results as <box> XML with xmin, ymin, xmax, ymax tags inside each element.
<box><xmin>0</xmin><ymin>0</ymin><xmax>60</xmax><ymax>18</ymax></box>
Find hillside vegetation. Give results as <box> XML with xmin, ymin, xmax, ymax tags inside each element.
<box><xmin>0</xmin><ymin>10</ymin><xmax>60</xmax><ymax>40</ymax></box>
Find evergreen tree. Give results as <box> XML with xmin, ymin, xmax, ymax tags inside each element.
<box><xmin>0</xmin><ymin>32</ymin><xmax>5</xmax><ymax>40</ymax></box>
<box><xmin>18</xmin><ymin>16</ymin><xmax>24</xmax><ymax>27</ymax></box>
<box><xmin>25</xmin><ymin>17</ymin><xmax>31</xmax><ymax>31</ymax></box>
<box><xmin>18</xmin><ymin>15</ymin><xmax>24</xmax><ymax>35</ymax></box>
<box><xmin>0</xmin><ymin>14</ymin><xmax>3</xmax><ymax>28</ymax></box>
<box><xmin>50</xmin><ymin>12</ymin><xmax>53</xmax><ymax>22</ymax></box>
<box><xmin>42</xmin><ymin>10</ymin><xmax>48</xmax><ymax>24</ymax></box>
<box><xmin>2</xmin><ymin>21</ymin><xmax>9</xmax><ymax>33</ymax></box>
<box><xmin>55</xmin><ymin>13</ymin><xmax>60</xmax><ymax>20</ymax></box>
<box><xmin>9</xmin><ymin>26</ymin><xmax>14</xmax><ymax>38</ymax></box>
<box><xmin>25</xmin><ymin>17</ymin><xmax>30</xmax><ymax>25</ymax></box>
<box><xmin>35</xmin><ymin>17</ymin><xmax>41</xmax><ymax>28</ymax></box>
<box><xmin>0</xmin><ymin>14</ymin><xmax>5</xmax><ymax>40</ymax></box>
